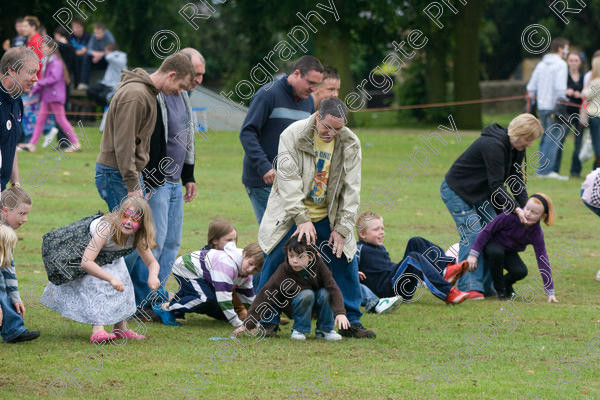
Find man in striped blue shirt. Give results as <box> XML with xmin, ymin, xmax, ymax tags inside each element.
<box><xmin>240</xmin><ymin>55</ymin><xmax>324</xmax><ymax>224</ymax></box>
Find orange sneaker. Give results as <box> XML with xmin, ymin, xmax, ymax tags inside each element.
<box><xmin>445</xmin><ymin>287</ymin><xmax>469</xmax><ymax>304</ymax></box>
<box><xmin>443</xmin><ymin>260</ymin><xmax>469</xmax><ymax>285</ymax></box>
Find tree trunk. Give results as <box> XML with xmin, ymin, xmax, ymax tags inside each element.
<box><xmin>426</xmin><ymin>26</ymin><xmax>449</xmax><ymax>122</ymax></box>
<box><xmin>452</xmin><ymin>0</ymin><xmax>485</xmax><ymax>129</ymax></box>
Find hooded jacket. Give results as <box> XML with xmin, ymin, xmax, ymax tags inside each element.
<box><xmin>526</xmin><ymin>53</ymin><xmax>568</xmax><ymax>111</ymax></box>
<box><xmin>30</xmin><ymin>54</ymin><xmax>67</xmax><ymax>104</ymax></box>
<box><xmin>258</xmin><ymin>113</ymin><xmax>361</xmax><ymax>261</ymax></box>
<box><xmin>96</xmin><ymin>68</ymin><xmax>159</xmax><ymax>191</ymax></box>
<box><xmin>445</xmin><ymin>124</ymin><xmax>528</xmax><ymax>209</ymax></box>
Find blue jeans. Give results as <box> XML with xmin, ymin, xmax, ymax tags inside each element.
<box><xmin>257</xmin><ymin>218</ymin><xmax>363</xmax><ymax>325</ymax></box>
<box><xmin>588</xmin><ymin>117</ymin><xmax>600</xmax><ymax>169</ymax></box>
<box><xmin>95</xmin><ymin>163</ymin><xmax>144</xmax><ymax>212</ymax></box>
<box><xmin>440</xmin><ymin>180</ymin><xmax>497</xmax><ymax>295</ymax></box>
<box><xmin>125</xmin><ymin>181</ymin><xmax>184</xmax><ymax>307</ymax></box>
<box><xmin>245</xmin><ymin>185</ymin><xmax>271</xmax><ymax>224</ymax></box>
<box><xmin>360</xmin><ymin>284</ymin><xmax>379</xmax><ymax>312</ymax></box>
<box><xmin>537</xmin><ymin>110</ymin><xmax>566</xmax><ymax>175</ymax></box>
<box><xmin>291</xmin><ymin>288</ymin><xmax>335</xmax><ymax>333</ymax></box>
<box><xmin>0</xmin><ymin>275</ymin><xmax>26</xmax><ymax>342</ymax></box>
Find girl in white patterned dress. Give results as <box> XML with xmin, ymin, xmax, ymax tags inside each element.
<box><xmin>42</xmin><ymin>198</ymin><xmax>160</xmax><ymax>343</ymax></box>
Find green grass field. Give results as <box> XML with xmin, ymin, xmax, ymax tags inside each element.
<box><xmin>1</xmin><ymin>118</ymin><xmax>599</xmax><ymax>400</ymax></box>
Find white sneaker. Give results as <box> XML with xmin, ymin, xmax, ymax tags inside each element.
<box><xmin>290</xmin><ymin>330</ymin><xmax>306</xmax><ymax>340</ymax></box>
<box><xmin>595</xmin><ymin>270</ymin><xmax>600</xmax><ymax>282</ymax></box>
<box><xmin>76</xmin><ymin>83</ymin><xmax>88</xmax><ymax>90</ymax></box>
<box><xmin>315</xmin><ymin>329</ymin><xmax>342</xmax><ymax>341</ymax></box>
<box><xmin>537</xmin><ymin>172</ymin><xmax>568</xmax><ymax>181</ymax></box>
<box><xmin>374</xmin><ymin>296</ymin><xmax>402</xmax><ymax>313</ymax></box>
<box><xmin>42</xmin><ymin>127</ymin><xmax>59</xmax><ymax>148</ymax></box>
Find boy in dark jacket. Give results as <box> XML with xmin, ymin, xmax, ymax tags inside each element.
<box><xmin>356</xmin><ymin>211</ymin><xmax>470</xmax><ymax>305</ymax></box>
<box><xmin>234</xmin><ymin>236</ymin><xmax>350</xmax><ymax>340</ymax></box>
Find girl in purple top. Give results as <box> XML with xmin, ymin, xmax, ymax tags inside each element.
<box><xmin>466</xmin><ymin>193</ymin><xmax>558</xmax><ymax>303</ymax></box>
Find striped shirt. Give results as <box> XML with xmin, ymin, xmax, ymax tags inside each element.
<box><xmin>0</xmin><ymin>258</ymin><xmax>22</xmax><ymax>304</ymax></box>
<box><xmin>172</xmin><ymin>242</ymin><xmax>254</xmax><ymax>327</ymax></box>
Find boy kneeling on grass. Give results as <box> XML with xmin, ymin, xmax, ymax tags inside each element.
<box><xmin>356</xmin><ymin>211</ymin><xmax>470</xmax><ymax>305</ymax></box>
<box><xmin>234</xmin><ymin>236</ymin><xmax>350</xmax><ymax>341</ymax></box>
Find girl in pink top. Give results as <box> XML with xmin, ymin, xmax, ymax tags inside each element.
<box><xmin>20</xmin><ymin>39</ymin><xmax>81</xmax><ymax>153</ymax></box>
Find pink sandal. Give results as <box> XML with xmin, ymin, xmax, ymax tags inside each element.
<box><xmin>112</xmin><ymin>329</ymin><xmax>145</xmax><ymax>340</ymax></box>
<box><xmin>90</xmin><ymin>329</ymin><xmax>117</xmax><ymax>343</ymax></box>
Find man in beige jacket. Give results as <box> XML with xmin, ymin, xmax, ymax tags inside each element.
<box><xmin>95</xmin><ymin>53</ymin><xmax>194</xmax><ymax>212</ymax></box>
<box><xmin>257</xmin><ymin>97</ymin><xmax>375</xmax><ymax>338</ymax></box>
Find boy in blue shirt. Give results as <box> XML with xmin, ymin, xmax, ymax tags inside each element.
<box><xmin>356</xmin><ymin>211</ymin><xmax>469</xmax><ymax>305</ymax></box>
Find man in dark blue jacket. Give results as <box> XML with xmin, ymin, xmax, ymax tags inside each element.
<box><xmin>240</xmin><ymin>55</ymin><xmax>323</xmax><ymax>224</ymax></box>
<box><xmin>0</xmin><ymin>47</ymin><xmax>40</xmax><ymax>191</ymax></box>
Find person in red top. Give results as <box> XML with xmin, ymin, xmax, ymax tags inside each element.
<box><xmin>22</xmin><ymin>17</ymin><xmax>43</xmax><ymax>79</ymax></box>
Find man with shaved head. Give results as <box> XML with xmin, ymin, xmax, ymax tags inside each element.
<box><xmin>126</xmin><ymin>49</ymin><xmax>204</xmax><ymax>322</ymax></box>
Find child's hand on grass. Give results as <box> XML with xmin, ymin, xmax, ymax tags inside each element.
<box><xmin>233</xmin><ymin>325</ymin><xmax>246</xmax><ymax>335</ymax></box>
<box><xmin>110</xmin><ymin>278</ymin><xmax>125</xmax><ymax>292</ymax></box>
<box><xmin>358</xmin><ymin>271</ymin><xmax>366</xmax><ymax>281</ymax></box>
<box><xmin>335</xmin><ymin>314</ymin><xmax>350</xmax><ymax>330</ymax></box>
<box><xmin>547</xmin><ymin>295</ymin><xmax>558</xmax><ymax>303</ymax></box>
<box><xmin>466</xmin><ymin>255</ymin><xmax>478</xmax><ymax>271</ymax></box>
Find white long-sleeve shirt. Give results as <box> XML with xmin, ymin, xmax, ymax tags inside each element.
<box><xmin>527</xmin><ymin>54</ymin><xmax>568</xmax><ymax>110</ymax></box>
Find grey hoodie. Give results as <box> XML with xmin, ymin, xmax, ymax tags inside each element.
<box><xmin>526</xmin><ymin>53</ymin><xmax>568</xmax><ymax>110</ymax></box>
<box><xmin>96</xmin><ymin>68</ymin><xmax>159</xmax><ymax>191</ymax></box>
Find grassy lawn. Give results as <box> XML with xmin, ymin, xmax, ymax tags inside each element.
<box><xmin>1</xmin><ymin>120</ymin><xmax>599</xmax><ymax>400</ymax></box>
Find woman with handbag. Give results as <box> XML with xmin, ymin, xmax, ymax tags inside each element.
<box><xmin>41</xmin><ymin>198</ymin><xmax>160</xmax><ymax>343</ymax></box>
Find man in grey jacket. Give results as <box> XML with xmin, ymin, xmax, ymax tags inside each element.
<box><xmin>256</xmin><ymin>97</ymin><xmax>375</xmax><ymax>338</ymax></box>
<box><xmin>126</xmin><ymin>49</ymin><xmax>204</xmax><ymax>321</ymax></box>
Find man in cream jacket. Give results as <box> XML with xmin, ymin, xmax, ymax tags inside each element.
<box><xmin>257</xmin><ymin>97</ymin><xmax>375</xmax><ymax>338</ymax></box>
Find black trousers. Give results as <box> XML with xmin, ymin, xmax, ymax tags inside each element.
<box><xmin>483</xmin><ymin>241</ymin><xmax>528</xmax><ymax>293</ymax></box>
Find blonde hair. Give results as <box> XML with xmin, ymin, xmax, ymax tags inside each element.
<box><xmin>243</xmin><ymin>242</ymin><xmax>264</xmax><ymax>273</ymax></box>
<box><xmin>507</xmin><ymin>113</ymin><xmax>543</xmax><ymax>140</ymax></box>
<box><xmin>591</xmin><ymin>57</ymin><xmax>600</xmax><ymax>80</ymax></box>
<box><xmin>530</xmin><ymin>192</ymin><xmax>555</xmax><ymax>226</ymax></box>
<box><xmin>207</xmin><ymin>219</ymin><xmax>237</xmax><ymax>249</ymax></box>
<box><xmin>1</xmin><ymin>186</ymin><xmax>32</xmax><ymax>210</ymax></box>
<box><xmin>102</xmin><ymin>197</ymin><xmax>156</xmax><ymax>250</ymax></box>
<box><xmin>0</xmin><ymin>225</ymin><xmax>18</xmax><ymax>269</ymax></box>
<box><xmin>355</xmin><ymin>210</ymin><xmax>382</xmax><ymax>234</ymax></box>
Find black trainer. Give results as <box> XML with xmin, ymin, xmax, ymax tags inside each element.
<box><xmin>8</xmin><ymin>329</ymin><xmax>40</xmax><ymax>343</ymax></box>
<box><xmin>339</xmin><ymin>323</ymin><xmax>376</xmax><ymax>339</ymax></box>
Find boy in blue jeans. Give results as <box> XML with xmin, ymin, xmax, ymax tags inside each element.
<box><xmin>0</xmin><ymin>186</ymin><xmax>40</xmax><ymax>343</ymax></box>
<box><xmin>356</xmin><ymin>211</ymin><xmax>470</xmax><ymax>305</ymax></box>
<box><xmin>235</xmin><ymin>235</ymin><xmax>350</xmax><ymax>340</ymax></box>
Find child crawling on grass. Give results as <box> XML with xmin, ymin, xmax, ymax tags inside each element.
<box><xmin>234</xmin><ymin>235</ymin><xmax>350</xmax><ymax>340</ymax></box>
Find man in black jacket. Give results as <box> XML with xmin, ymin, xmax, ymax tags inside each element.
<box><xmin>439</xmin><ymin>114</ymin><xmax>543</xmax><ymax>299</ymax></box>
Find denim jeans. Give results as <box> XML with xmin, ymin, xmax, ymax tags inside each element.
<box><xmin>360</xmin><ymin>284</ymin><xmax>379</xmax><ymax>312</ymax></box>
<box><xmin>291</xmin><ymin>288</ymin><xmax>335</xmax><ymax>333</ymax></box>
<box><xmin>95</xmin><ymin>163</ymin><xmax>144</xmax><ymax>212</ymax></box>
<box><xmin>440</xmin><ymin>180</ymin><xmax>497</xmax><ymax>295</ymax></box>
<box><xmin>588</xmin><ymin>116</ymin><xmax>600</xmax><ymax>169</ymax></box>
<box><xmin>537</xmin><ymin>110</ymin><xmax>566</xmax><ymax>175</ymax></box>
<box><xmin>245</xmin><ymin>186</ymin><xmax>271</xmax><ymax>224</ymax></box>
<box><xmin>0</xmin><ymin>275</ymin><xmax>26</xmax><ymax>342</ymax></box>
<box><xmin>125</xmin><ymin>181</ymin><xmax>183</xmax><ymax>307</ymax></box>
<box><xmin>257</xmin><ymin>218</ymin><xmax>363</xmax><ymax>325</ymax></box>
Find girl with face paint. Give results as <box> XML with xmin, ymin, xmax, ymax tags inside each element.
<box><xmin>41</xmin><ymin>198</ymin><xmax>160</xmax><ymax>343</ymax></box>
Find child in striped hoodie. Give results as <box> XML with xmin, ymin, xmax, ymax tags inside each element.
<box><xmin>166</xmin><ymin>242</ymin><xmax>264</xmax><ymax>327</ymax></box>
